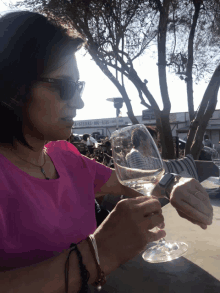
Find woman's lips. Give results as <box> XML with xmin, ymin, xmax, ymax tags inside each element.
<box><xmin>61</xmin><ymin>118</ymin><xmax>74</xmax><ymax>128</ymax></box>
<box><xmin>61</xmin><ymin>117</ymin><xmax>73</xmax><ymax>121</ymax></box>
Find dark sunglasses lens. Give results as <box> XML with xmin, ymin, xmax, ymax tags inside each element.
<box><xmin>60</xmin><ymin>81</ymin><xmax>76</xmax><ymax>100</ymax></box>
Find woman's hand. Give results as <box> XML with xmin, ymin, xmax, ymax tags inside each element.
<box><xmin>169</xmin><ymin>177</ymin><xmax>213</xmax><ymax>230</ymax></box>
<box><xmin>94</xmin><ymin>197</ymin><xmax>165</xmax><ymax>274</ymax></box>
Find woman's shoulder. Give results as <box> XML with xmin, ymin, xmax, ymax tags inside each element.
<box><xmin>126</xmin><ymin>149</ymin><xmax>140</xmax><ymax>158</ymax></box>
<box><xmin>45</xmin><ymin>140</ymin><xmax>81</xmax><ymax>156</ymax></box>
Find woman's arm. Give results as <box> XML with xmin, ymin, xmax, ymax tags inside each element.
<box><xmin>152</xmin><ymin>177</ymin><xmax>213</xmax><ymax>229</ymax></box>
<box><xmin>95</xmin><ymin>169</ymin><xmax>143</xmax><ymax>199</ymax></box>
<box><xmin>0</xmin><ymin>197</ymin><xmax>166</xmax><ymax>293</ymax></box>
<box><xmin>0</xmin><ymin>240</ymin><xmax>104</xmax><ymax>293</ymax></box>
<box><xmin>98</xmin><ymin>169</ymin><xmax>213</xmax><ymax>230</ymax></box>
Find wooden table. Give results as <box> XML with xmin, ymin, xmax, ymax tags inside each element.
<box><xmin>89</xmin><ymin>198</ymin><xmax>220</xmax><ymax>293</ymax></box>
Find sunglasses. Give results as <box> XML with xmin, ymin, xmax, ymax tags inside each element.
<box><xmin>38</xmin><ymin>78</ymin><xmax>85</xmax><ymax>101</ymax></box>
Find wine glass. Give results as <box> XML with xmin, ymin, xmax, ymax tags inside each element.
<box><xmin>110</xmin><ymin>124</ymin><xmax>188</xmax><ymax>263</ymax></box>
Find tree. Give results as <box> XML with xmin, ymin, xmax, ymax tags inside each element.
<box><xmin>164</xmin><ymin>0</ymin><xmax>220</xmax><ymax>158</ymax></box>
<box><xmin>10</xmin><ymin>0</ymin><xmax>177</xmax><ymax>159</ymax></box>
<box><xmin>8</xmin><ymin>0</ymin><xmax>220</xmax><ymax>159</ymax></box>
<box><xmin>185</xmin><ymin>0</ymin><xmax>220</xmax><ymax>158</ymax></box>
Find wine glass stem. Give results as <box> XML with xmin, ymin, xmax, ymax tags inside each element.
<box><xmin>156</xmin><ymin>226</ymin><xmax>165</xmax><ymax>242</ymax></box>
<box><xmin>158</xmin><ymin>238</ymin><xmax>166</xmax><ymax>244</ymax></box>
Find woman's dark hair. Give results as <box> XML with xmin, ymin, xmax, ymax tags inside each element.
<box><xmin>0</xmin><ymin>10</ymin><xmax>84</xmax><ymax>150</ymax></box>
<box><xmin>146</xmin><ymin>126</ymin><xmax>158</xmax><ymax>139</ymax></box>
<box><xmin>131</xmin><ymin>129</ymin><xmax>148</xmax><ymax>148</ymax></box>
<box><xmin>83</xmin><ymin>134</ymin><xmax>90</xmax><ymax>141</ymax></box>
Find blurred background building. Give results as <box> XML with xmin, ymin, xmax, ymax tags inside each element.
<box><xmin>72</xmin><ymin>109</ymin><xmax>220</xmax><ymax>143</ymax></box>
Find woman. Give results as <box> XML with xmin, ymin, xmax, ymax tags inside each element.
<box><xmin>126</xmin><ymin>128</ymin><xmax>160</xmax><ymax>170</ymax></box>
<box><xmin>0</xmin><ymin>11</ymin><xmax>213</xmax><ymax>293</ymax></box>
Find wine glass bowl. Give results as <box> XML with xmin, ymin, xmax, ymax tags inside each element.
<box><xmin>111</xmin><ymin>124</ymin><xmax>164</xmax><ymax>196</ymax></box>
<box><xmin>110</xmin><ymin>124</ymin><xmax>188</xmax><ymax>263</ymax></box>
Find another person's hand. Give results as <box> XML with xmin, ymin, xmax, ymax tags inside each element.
<box><xmin>94</xmin><ymin>197</ymin><xmax>165</xmax><ymax>274</ymax></box>
<box><xmin>168</xmin><ymin>177</ymin><xmax>213</xmax><ymax>230</ymax></box>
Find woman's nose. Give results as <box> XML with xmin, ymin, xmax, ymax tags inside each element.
<box><xmin>68</xmin><ymin>94</ymin><xmax>84</xmax><ymax>110</ymax></box>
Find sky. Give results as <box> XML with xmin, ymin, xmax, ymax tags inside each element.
<box><xmin>75</xmin><ymin>48</ymin><xmax>216</xmax><ymax>121</ymax></box>
<box><xmin>1</xmin><ymin>0</ymin><xmax>220</xmax><ymax>121</ymax></box>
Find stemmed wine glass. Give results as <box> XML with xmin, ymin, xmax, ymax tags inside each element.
<box><xmin>110</xmin><ymin>124</ymin><xmax>188</xmax><ymax>263</ymax></box>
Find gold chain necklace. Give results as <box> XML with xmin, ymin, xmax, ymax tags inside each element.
<box><xmin>10</xmin><ymin>148</ymin><xmax>50</xmax><ymax>180</ymax></box>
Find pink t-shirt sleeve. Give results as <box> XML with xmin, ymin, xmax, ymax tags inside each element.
<box><xmin>46</xmin><ymin>140</ymin><xmax>113</xmax><ymax>193</ymax></box>
<box><xmin>80</xmin><ymin>156</ymin><xmax>113</xmax><ymax>193</ymax></box>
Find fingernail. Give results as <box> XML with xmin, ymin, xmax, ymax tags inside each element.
<box><xmin>161</xmin><ymin>230</ymin><xmax>166</xmax><ymax>237</ymax></box>
<box><xmin>158</xmin><ymin>222</ymin><xmax>165</xmax><ymax>229</ymax></box>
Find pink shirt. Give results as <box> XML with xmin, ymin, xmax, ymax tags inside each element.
<box><xmin>0</xmin><ymin>141</ymin><xmax>112</xmax><ymax>269</ymax></box>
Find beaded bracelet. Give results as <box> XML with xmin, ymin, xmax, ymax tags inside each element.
<box><xmin>87</xmin><ymin>234</ymin><xmax>106</xmax><ymax>291</ymax></box>
<box><xmin>65</xmin><ymin>242</ymin><xmax>90</xmax><ymax>293</ymax></box>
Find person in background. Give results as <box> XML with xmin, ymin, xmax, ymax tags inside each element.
<box><xmin>0</xmin><ymin>10</ymin><xmax>213</xmax><ymax>293</ymax></box>
<box><xmin>203</xmin><ymin>134</ymin><xmax>213</xmax><ymax>148</ymax></box>
<box><xmin>82</xmin><ymin>133</ymin><xmax>97</xmax><ymax>145</ymax></box>
<box><xmin>146</xmin><ymin>125</ymin><xmax>163</xmax><ymax>154</ymax></box>
<box><xmin>126</xmin><ymin>128</ymin><xmax>161</xmax><ymax>170</ymax></box>
<box><xmin>87</xmin><ymin>134</ymin><xmax>98</xmax><ymax>146</ymax></box>
<box><xmin>81</xmin><ymin>133</ymin><xmax>89</xmax><ymax>144</ymax></box>
<box><xmin>146</xmin><ymin>126</ymin><xmax>158</xmax><ymax>145</ymax></box>
<box><xmin>82</xmin><ymin>133</ymin><xmax>98</xmax><ymax>154</ymax></box>
<box><xmin>216</xmin><ymin>141</ymin><xmax>220</xmax><ymax>155</ymax></box>
<box><xmin>66</xmin><ymin>133</ymin><xmax>75</xmax><ymax>144</ymax></box>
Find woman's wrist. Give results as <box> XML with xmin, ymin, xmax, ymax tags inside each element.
<box><xmin>77</xmin><ymin>235</ymin><xmax>116</xmax><ymax>286</ymax></box>
<box><xmin>93</xmin><ymin>231</ymin><xmax>121</xmax><ymax>276</ymax></box>
<box><xmin>87</xmin><ymin>235</ymin><xmax>107</xmax><ymax>289</ymax></box>
<box><xmin>165</xmin><ymin>175</ymin><xmax>182</xmax><ymax>198</ymax></box>
<box><xmin>152</xmin><ymin>177</ymin><xmax>179</xmax><ymax>199</ymax></box>
<box><xmin>76</xmin><ymin>239</ymin><xmax>99</xmax><ymax>285</ymax></box>
<box><xmin>151</xmin><ymin>183</ymin><xmax>168</xmax><ymax>198</ymax></box>
<box><xmin>165</xmin><ymin>181</ymin><xmax>176</xmax><ymax>198</ymax></box>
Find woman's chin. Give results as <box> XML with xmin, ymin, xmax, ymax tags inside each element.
<box><xmin>46</xmin><ymin>129</ymin><xmax>72</xmax><ymax>142</ymax></box>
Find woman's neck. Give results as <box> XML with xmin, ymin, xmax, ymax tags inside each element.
<box><xmin>0</xmin><ymin>139</ymin><xmax>47</xmax><ymax>166</ymax></box>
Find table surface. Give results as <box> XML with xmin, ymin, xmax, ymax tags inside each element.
<box><xmin>89</xmin><ymin>197</ymin><xmax>220</xmax><ymax>293</ymax></box>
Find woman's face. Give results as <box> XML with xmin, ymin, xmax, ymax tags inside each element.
<box><xmin>139</xmin><ymin>135</ymin><xmax>148</xmax><ymax>150</ymax></box>
<box><xmin>24</xmin><ymin>53</ymin><xmax>84</xmax><ymax>142</ymax></box>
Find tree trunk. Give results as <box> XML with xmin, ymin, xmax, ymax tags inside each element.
<box><xmin>88</xmin><ymin>47</ymin><xmax>139</xmax><ymax>125</ymax></box>
<box><xmin>125</xmin><ymin>69</ymin><xmax>175</xmax><ymax>159</ymax></box>
<box><xmin>186</xmin><ymin>78</ymin><xmax>194</xmax><ymax>122</ymax></box>
<box><xmin>185</xmin><ymin>63</ymin><xmax>220</xmax><ymax>158</ymax></box>
<box><xmin>190</xmin><ymin>99</ymin><xmax>217</xmax><ymax>159</ymax></box>
<box><xmin>186</xmin><ymin>1</ymin><xmax>201</xmax><ymax>122</ymax></box>
<box><xmin>157</xmin><ymin>0</ymin><xmax>171</xmax><ymax>116</ymax></box>
<box><xmin>155</xmin><ymin>111</ymin><xmax>175</xmax><ymax>159</ymax></box>
<box><xmin>156</xmin><ymin>0</ymin><xmax>175</xmax><ymax>159</ymax></box>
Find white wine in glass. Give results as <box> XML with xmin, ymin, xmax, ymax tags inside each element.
<box><xmin>110</xmin><ymin>124</ymin><xmax>188</xmax><ymax>263</ymax></box>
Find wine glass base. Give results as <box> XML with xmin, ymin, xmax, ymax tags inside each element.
<box><xmin>142</xmin><ymin>240</ymin><xmax>188</xmax><ymax>263</ymax></box>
